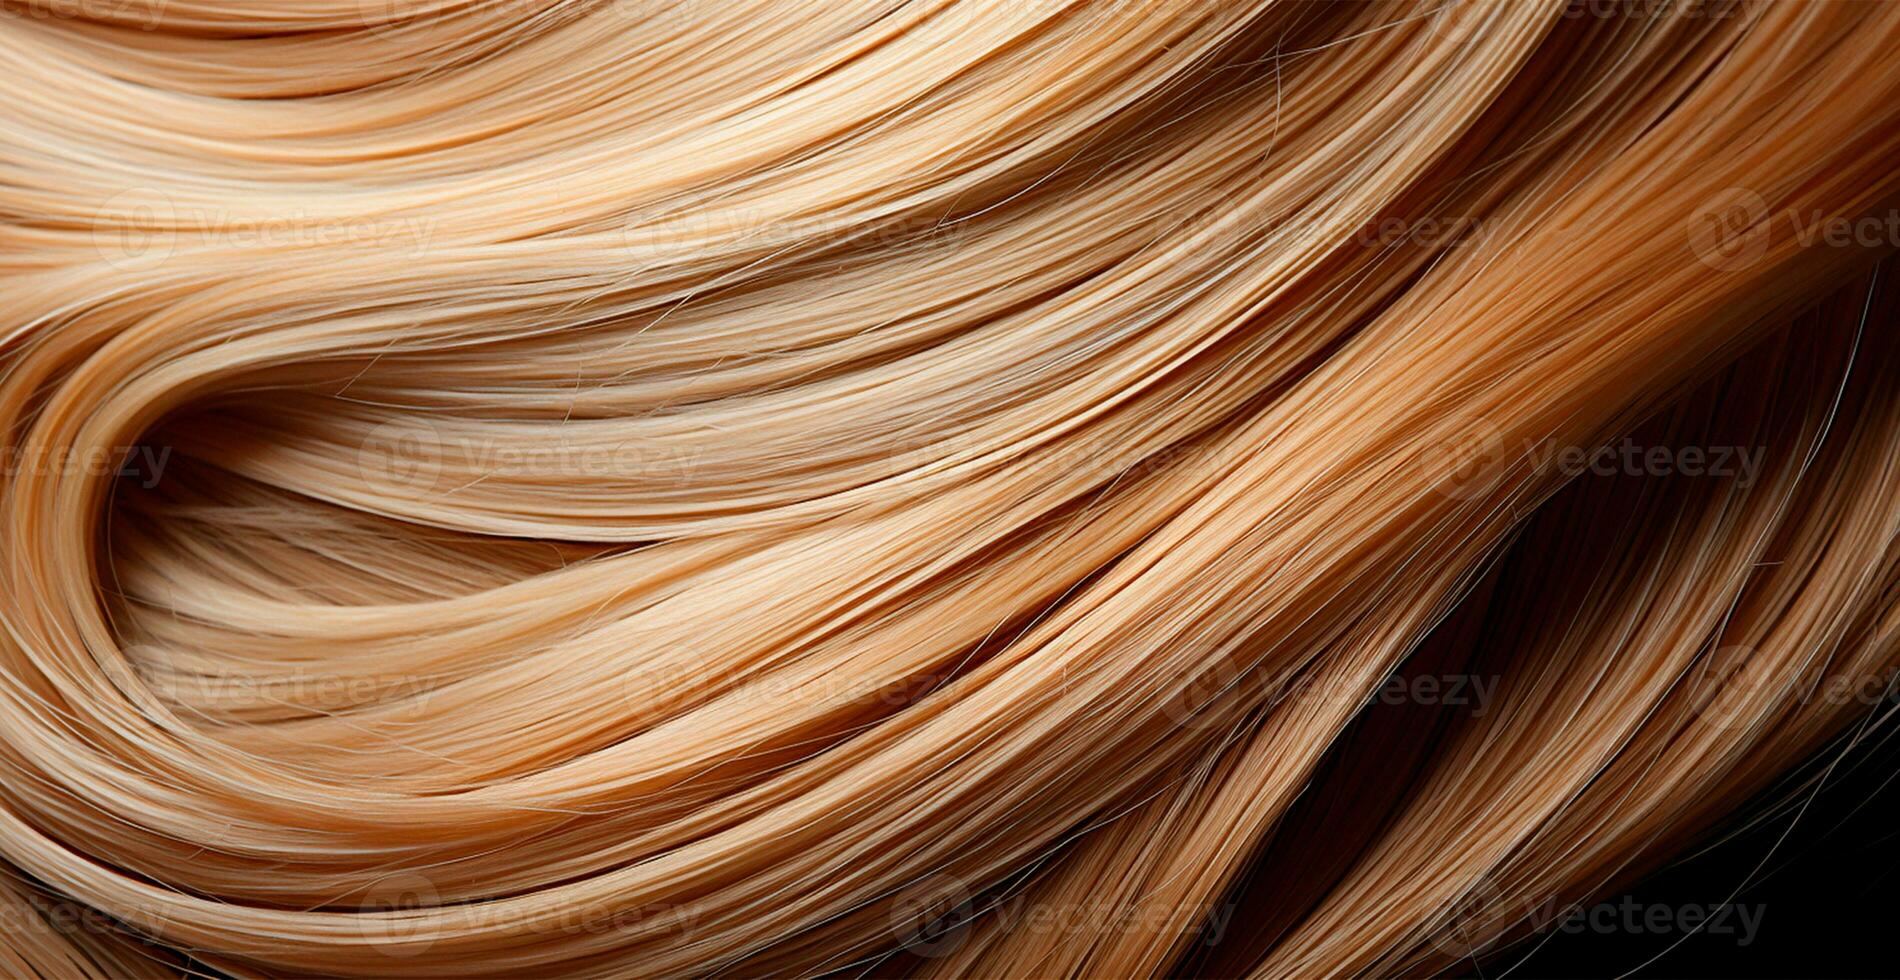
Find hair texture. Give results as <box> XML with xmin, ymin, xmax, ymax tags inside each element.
<box><xmin>0</xmin><ymin>0</ymin><xmax>1896</xmax><ymax>976</ymax></box>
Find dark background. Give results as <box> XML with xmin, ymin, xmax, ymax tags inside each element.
<box><xmin>1459</xmin><ymin>721</ymin><xmax>1900</xmax><ymax>979</ymax></box>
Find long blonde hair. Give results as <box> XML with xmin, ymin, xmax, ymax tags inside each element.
<box><xmin>1</xmin><ymin>0</ymin><xmax>1897</xmax><ymax>975</ymax></box>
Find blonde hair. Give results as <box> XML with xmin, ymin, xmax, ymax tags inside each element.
<box><xmin>1</xmin><ymin>0</ymin><xmax>1896</xmax><ymax>975</ymax></box>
